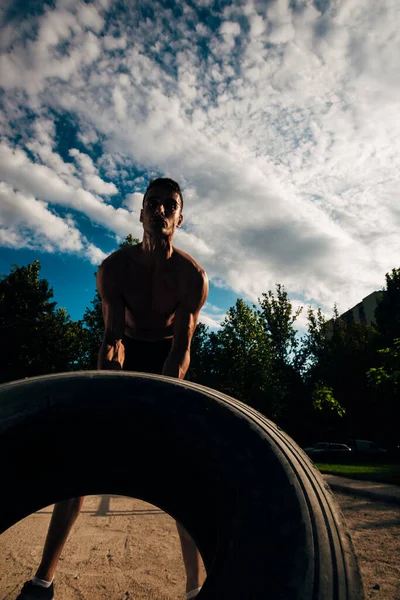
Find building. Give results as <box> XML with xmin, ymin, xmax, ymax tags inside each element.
<box><xmin>340</xmin><ymin>290</ymin><xmax>384</xmax><ymax>326</ymax></box>
<box><xmin>325</xmin><ymin>290</ymin><xmax>384</xmax><ymax>336</ymax></box>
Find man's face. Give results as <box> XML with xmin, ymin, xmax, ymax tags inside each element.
<box><xmin>140</xmin><ymin>186</ymin><xmax>183</xmax><ymax>237</ymax></box>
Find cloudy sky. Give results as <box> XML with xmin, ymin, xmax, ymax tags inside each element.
<box><xmin>0</xmin><ymin>0</ymin><xmax>399</xmax><ymax>330</ymax></box>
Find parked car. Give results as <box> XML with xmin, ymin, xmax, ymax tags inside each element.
<box><xmin>303</xmin><ymin>442</ymin><xmax>352</xmax><ymax>458</ymax></box>
<box><xmin>350</xmin><ymin>439</ymin><xmax>387</xmax><ymax>454</ymax></box>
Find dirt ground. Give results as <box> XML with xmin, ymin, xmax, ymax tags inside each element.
<box><xmin>334</xmin><ymin>493</ymin><xmax>400</xmax><ymax>600</ymax></box>
<box><xmin>0</xmin><ymin>492</ymin><xmax>398</xmax><ymax>599</ymax></box>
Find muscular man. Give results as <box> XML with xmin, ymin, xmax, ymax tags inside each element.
<box><xmin>17</xmin><ymin>178</ymin><xmax>209</xmax><ymax>600</ymax></box>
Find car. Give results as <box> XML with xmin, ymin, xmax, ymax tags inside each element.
<box><xmin>351</xmin><ymin>439</ymin><xmax>387</xmax><ymax>454</ymax></box>
<box><xmin>303</xmin><ymin>442</ymin><xmax>352</xmax><ymax>458</ymax></box>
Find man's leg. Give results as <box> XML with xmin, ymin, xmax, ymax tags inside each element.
<box><xmin>176</xmin><ymin>521</ymin><xmax>204</xmax><ymax>595</ymax></box>
<box><xmin>35</xmin><ymin>497</ymin><xmax>85</xmax><ymax>581</ymax></box>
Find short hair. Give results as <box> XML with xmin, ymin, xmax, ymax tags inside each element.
<box><xmin>143</xmin><ymin>177</ymin><xmax>183</xmax><ymax>210</ymax></box>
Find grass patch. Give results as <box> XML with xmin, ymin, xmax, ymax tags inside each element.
<box><xmin>315</xmin><ymin>463</ymin><xmax>400</xmax><ymax>486</ymax></box>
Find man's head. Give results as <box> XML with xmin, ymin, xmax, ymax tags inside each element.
<box><xmin>140</xmin><ymin>177</ymin><xmax>183</xmax><ymax>238</ymax></box>
<box><xmin>143</xmin><ymin>178</ymin><xmax>183</xmax><ymax>211</ymax></box>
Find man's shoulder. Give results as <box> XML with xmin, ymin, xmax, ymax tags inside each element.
<box><xmin>97</xmin><ymin>246</ymin><xmax>140</xmax><ymax>291</ymax></box>
<box><xmin>172</xmin><ymin>247</ymin><xmax>208</xmax><ymax>309</ymax></box>
<box><xmin>172</xmin><ymin>246</ymin><xmax>207</xmax><ymax>280</ymax></box>
<box><xmin>100</xmin><ymin>245</ymin><xmax>139</xmax><ymax>271</ymax></box>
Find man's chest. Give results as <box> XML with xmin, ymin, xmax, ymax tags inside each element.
<box><xmin>122</xmin><ymin>262</ymin><xmax>181</xmax><ymax>317</ymax></box>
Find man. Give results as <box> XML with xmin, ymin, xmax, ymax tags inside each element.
<box><xmin>17</xmin><ymin>177</ymin><xmax>209</xmax><ymax>600</ymax></box>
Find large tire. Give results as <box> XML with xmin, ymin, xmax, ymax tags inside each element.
<box><xmin>0</xmin><ymin>372</ymin><xmax>364</xmax><ymax>599</ymax></box>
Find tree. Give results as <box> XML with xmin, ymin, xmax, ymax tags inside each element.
<box><xmin>0</xmin><ymin>261</ymin><xmax>84</xmax><ymax>383</ymax></box>
<box><xmin>256</xmin><ymin>285</ymin><xmax>308</xmax><ymax>434</ymax></box>
<box><xmin>301</xmin><ymin>301</ymin><xmax>380</xmax><ymax>442</ymax></box>
<box><xmin>81</xmin><ymin>276</ymin><xmax>104</xmax><ymax>370</ymax></box>
<box><xmin>298</xmin><ymin>306</ymin><xmax>328</xmax><ymax>375</ymax></box>
<box><xmin>119</xmin><ymin>233</ymin><xmax>138</xmax><ymax>248</ymax></box>
<box><xmin>375</xmin><ymin>267</ymin><xmax>400</xmax><ymax>345</ymax></box>
<box><xmin>200</xmin><ymin>291</ymin><xmax>308</xmax><ymax>431</ymax></box>
<box><xmin>257</xmin><ymin>284</ymin><xmax>302</xmax><ymax>366</ymax></box>
<box><xmin>187</xmin><ymin>321</ymin><xmax>211</xmax><ymax>383</ymax></box>
<box><xmin>367</xmin><ymin>339</ymin><xmax>400</xmax><ymax>395</ymax></box>
<box><xmin>206</xmin><ymin>299</ymin><xmax>273</xmax><ymax>412</ymax></box>
<box><xmin>311</xmin><ymin>383</ymin><xmax>346</xmax><ymax>417</ymax></box>
<box><xmin>186</xmin><ymin>288</ymin><xmax>314</xmax><ymax>439</ymax></box>
<box><xmin>366</xmin><ymin>338</ymin><xmax>400</xmax><ymax>448</ymax></box>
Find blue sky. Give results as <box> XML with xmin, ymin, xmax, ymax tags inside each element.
<box><xmin>0</xmin><ymin>0</ymin><xmax>399</xmax><ymax>330</ymax></box>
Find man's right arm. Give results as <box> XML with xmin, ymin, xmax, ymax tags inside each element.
<box><xmin>96</xmin><ymin>262</ymin><xmax>126</xmax><ymax>371</ymax></box>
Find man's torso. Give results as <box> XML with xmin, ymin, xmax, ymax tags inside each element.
<box><xmin>102</xmin><ymin>244</ymin><xmax>202</xmax><ymax>341</ymax></box>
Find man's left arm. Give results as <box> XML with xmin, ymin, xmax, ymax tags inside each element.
<box><xmin>162</xmin><ymin>267</ymin><xmax>209</xmax><ymax>379</ymax></box>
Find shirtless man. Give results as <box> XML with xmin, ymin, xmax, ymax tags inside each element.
<box><xmin>17</xmin><ymin>177</ymin><xmax>209</xmax><ymax>600</ymax></box>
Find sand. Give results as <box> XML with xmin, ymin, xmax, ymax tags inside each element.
<box><xmin>0</xmin><ymin>492</ymin><xmax>398</xmax><ymax>599</ymax></box>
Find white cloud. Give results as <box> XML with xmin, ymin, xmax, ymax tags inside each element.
<box><xmin>0</xmin><ymin>182</ymin><xmax>105</xmax><ymax>263</ymax></box>
<box><xmin>220</xmin><ymin>21</ymin><xmax>241</xmax><ymax>37</ymax></box>
<box><xmin>112</xmin><ymin>86</ymin><xmax>128</xmax><ymax>122</ymax></box>
<box><xmin>69</xmin><ymin>148</ymin><xmax>118</xmax><ymax>195</ymax></box>
<box><xmin>85</xmin><ymin>242</ymin><xmax>108</xmax><ymax>265</ymax></box>
<box><xmin>199</xmin><ymin>302</ymin><xmax>227</xmax><ymax>330</ymax></box>
<box><xmin>26</xmin><ymin>118</ymin><xmax>81</xmax><ymax>188</ymax></box>
<box><xmin>123</xmin><ymin>192</ymin><xmax>143</xmax><ymax>212</ymax></box>
<box><xmin>199</xmin><ymin>312</ymin><xmax>223</xmax><ymax>330</ymax></box>
<box><xmin>0</xmin><ymin>4</ymin><xmax>102</xmax><ymax>92</ymax></box>
<box><xmin>195</xmin><ymin>23</ymin><xmax>209</xmax><ymax>36</ymax></box>
<box><xmin>0</xmin><ymin>0</ymin><xmax>399</xmax><ymax>319</ymax></box>
<box><xmin>103</xmin><ymin>35</ymin><xmax>127</xmax><ymax>50</ymax></box>
<box><xmin>0</xmin><ymin>142</ymin><xmax>135</xmax><ymax>238</ymax></box>
<box><xmin>76</xmin><ymin>1</ymin><xmax>104</xmax><ymax>33</ymax></box>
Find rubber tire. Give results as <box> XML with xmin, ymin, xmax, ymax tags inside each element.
<box><xmin>0</xmin><ymin>372</ymin><xmax>364</xmax><ymax>599</ymax></box>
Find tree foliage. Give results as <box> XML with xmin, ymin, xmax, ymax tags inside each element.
<box><xmin>367</xmin><ymin>339</ymin><xmax>400</xmax><ymax>394</ymax></box>
<box><xmin>187</xmin><ymin>321</ymin><xmax>210</xmax><ymax>383</ymax></box>
<box><xmin>0</xmin><ymin>261</ymin><xmax>84</xmax><ymax>383</ymax></box>
<box><xmin>190</xmin><ymin>289</ymin><xmax>307</xmax><ymax>432</ymax></box>
<box><xmin>257</xmin><ymin>284</ymin><xmax>302</xmax><ymax>365</ymax></box>
<box><xmin>375</xmin><ymin>268</ymin><xmax>400</xmax><ymax>345</ymax></box>
<box><xmin>366</xmin><ymin>338</ymin><xmax>400</xmax><ymax>447</ymax></box>
<box><xmin>311</xmin><ymin>383</ymin><xmax>346</xmax><ymax>417</ymax></box>
<box><xmin>80</xmin><ymin>278</ymin><xmax>104</xmax><ymax>370</ymax></box>
<box><xmin>205</xmin><ymin>298</ymin><xmax>272</xmax><ymax>409</ymax></box>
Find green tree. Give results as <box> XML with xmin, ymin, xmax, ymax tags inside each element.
<box><xmin>119</xmin><ymin>233</ymin><xmax>138</xmax><ymax>248</ymax></box>
<box><xmin>0</xmin><ymin>261</ymin><xmax>84</xmax><ymax>383</ymax></box>
<box><xmin>375</xmin><ymin>267</ymin><xmax>400</xmax><ymax>345</ymax></box>
<box><xmin>257</xmin><ymin>284</ymin><xmax>302</xmax><ymax>365</ymax></box>
<box><xmin>187</xmin><ymin>321</ymin><xmax>211</xmax><ymax>383</ymax></box>
<box><xmin>81</xmin><ymin>277</ymin><xmax>104</xmax><ymax>370</ymax></box>
<box><xmin>206</xmin><ymin>298</ymin><xmax>273</xmax><ymax>412</ymax></box>
<box><xmin>366</xmin><ymin>339</ymin><xmax>400</xmax><ymax>448</ymax></box>
<box><xmin>298</xmin><ymin>306</ymin><xmax>328</xmax><ymax>375</ymax></box>
<box><xmin>367</xmin><ymin>339</ymin><xmax>400</xmax><ymax>394</ymax></box>
<box><xmin>311</xmin><ymin>382</ymin><xmax>346</xmax><ymax>417</ymax></box>
<box><xmin>256</xmin><ymin>285</ymin><xmax>307</xmax><ymax>433</ymax></box>
<box><xmin>201</xmin><ymin>291</ymin><xmax>307</xmax><ymax>431</ymax></box>
<box><xmin>302</xmin><ymin>302</ymin><xmax>379</xmax><ymax>442</ymax></box>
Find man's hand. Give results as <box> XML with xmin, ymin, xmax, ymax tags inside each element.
<box><xmin>162</xmin><ymin>309</ymin><xmax>195</xmax><ymax>379</ymax></box>
<box><xmin>98</xmin><ymin>337</ymin><xmax>125</xmax><ymax>370</ymax></box>
<box><xmin>162</xmin><ymin>267</ymin><xmax>208</xmax><ymax>380</ymax></box>
<box><xmin>96</xmin><ymin>262</ymin><xmax>126</xmax><ymax>370</ymax></box>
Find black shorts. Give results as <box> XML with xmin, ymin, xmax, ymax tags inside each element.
<box><xmin>122</xmin><ymin>336</ymin><xmax>173</xmax><ymax>375</ymax></box>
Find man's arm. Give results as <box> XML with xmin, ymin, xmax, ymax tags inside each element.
<box><xmin>96</xmin><ymin>261</ymin><xmax>126</xmax><ymax>370</ymax></box>
<box><xmin>162</xmin><ymin>267</ymin><xmax>209</xmax><ymax>380</ymax></box>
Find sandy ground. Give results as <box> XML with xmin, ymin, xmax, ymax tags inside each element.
<box><xmin>0</xmin><ymin>492</ymin><xmax>399</xmax><ymax>599</ymax></box>
<box><xmin>334</xmin><ymin>493</ymin><xmax>400</xmax><ymax>600</ymax></box>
